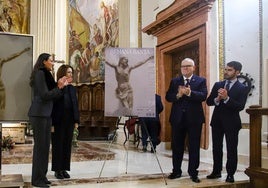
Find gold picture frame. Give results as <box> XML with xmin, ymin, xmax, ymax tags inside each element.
<box><xmin>0</xmin><ymin>0</ymin><xmax>30</xmax><ymax>34</ymax></box>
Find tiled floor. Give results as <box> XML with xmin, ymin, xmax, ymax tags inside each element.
<box><xmin>2</xmin><ymin>140</ymin><xmax>249</xmax><ymax>187</ymax></box>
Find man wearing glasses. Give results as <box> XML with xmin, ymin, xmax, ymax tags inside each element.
<box><xmin>166</xmin><ymin>58</ymin><xmax>207</xmax><ymax>183</ymax></box>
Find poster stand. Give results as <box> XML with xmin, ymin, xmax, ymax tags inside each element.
<box><xmin>97</xmin><ymin>116</ymin><xmax>167</xmax><ymax>185</ymax></box>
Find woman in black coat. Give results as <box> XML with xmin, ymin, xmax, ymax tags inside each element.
<box><xmin>28</xmin><ymin>53</ymin><xmax>67</xmax><ymax>187</ymax></box>
<box><xmin>51</xmin><ymin>64</ymin><xmax>80</xmax><ymax>179</ymax></box>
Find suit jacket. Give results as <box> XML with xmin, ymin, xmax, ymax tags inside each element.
<box><xmin>52</xmin><ymin>85</ymin><xmax>80</xmax><ymax>126</ymax></box>
<box><xmin>28</xmin><ymin>70</ymin><xmax>62</xmax><ymax>117</ymax></box>
<box><xmin>206</xmin><ymin>80</ymin><xmax>248</xmax><ymax>130</ymax></box>
<box><xmin>155</xmin><ymin>94</ymin><xmax>163</xmax><ymax>121</ymax></box>
<box><xmin>165</xmin><ymin>75</ymin><xmax>207</xmax><ymax>126</ymax></box>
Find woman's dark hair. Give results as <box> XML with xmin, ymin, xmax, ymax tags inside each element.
<box><xmin>56</xmin><ymin>65</ymin><xmax>67</xmax><ymax>81</ymax></box>
<box><xmin>29</xmin><ymin>53</ymin><xmax>51</xmax><ymax>87</ymax></box>
<box><xmin>56</xmin><ymin>64</ymin><xmax>74</xmax><ymax>81</ymax></box>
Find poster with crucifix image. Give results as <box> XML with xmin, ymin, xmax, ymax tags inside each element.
<box><xmin>104</xmin><ymin>48</ymin><xmax>156</xmax><ymax>117</ymax></box>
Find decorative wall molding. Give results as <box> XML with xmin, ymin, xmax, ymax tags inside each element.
<box><xmin>258</xmin><ymin>0</ymin><xmax>263</xmax><ymax>105</ymax></box>
<box><xmin>218</xmin><ymin>0</ymin><xmax>225</xmax><ymax>81</ymax></box>
<box><xmin>143</xmin><ymin>0</ymin><xmax>214</xmax><ymax>36</ymax></box>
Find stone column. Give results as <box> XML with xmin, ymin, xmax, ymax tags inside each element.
<box><xmin>30</xmin><ymin>0</ymin><xmax>56</xmax><ymax>60</ymax></box>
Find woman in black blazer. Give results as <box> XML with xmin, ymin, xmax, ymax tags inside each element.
<box><xmin>51</xmin><ymin>64</ymin><xmax>80</xmax><ymax>179</ymax></box>
<box><xmin>28</xmin><ymin>53</ymin><xmax>67</xmax><ymax>187</ymax></box>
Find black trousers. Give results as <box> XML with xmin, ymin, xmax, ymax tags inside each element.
<box><xmin>171</xmin><ymin>115</ymin><xmax>202</xmax><ymax>177</ymax></box>
<box><xmin>30</xmin><ymin>117</ymin><xmax>51</xmax><ymax>185</ymax></box>
<box><xmin>51</xmin><ymin>113</ymin><xmax>74</xmax><ymax>171</ymax></box>
<box><xmin>211</xmin><ymin>125</ymin><xmax>239</xmax><ymax>176</ymax></box>
<box><xmin>141</xmin><ymin>119</ymin><xmax>160</xmax><ymax>149</ymax></box>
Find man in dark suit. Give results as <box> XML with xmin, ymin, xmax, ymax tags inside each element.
<box><xmin>206</xmin><ymin>61</ymin><xmax>248</xmax><ymax>183</ymax></box>
<box><xmin>166</xmin><ymin>58</ymin><xmax>207</xmax><ymax>183</ymax></box>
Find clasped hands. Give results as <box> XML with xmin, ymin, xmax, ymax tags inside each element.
<box><xmin>57</xmin><ymin>76</ymin><xmax>73</xmax><ymax>89</ymax></box>
<box><xmin>216</xmin><ymin>88</ymin><xmax>228</xmax><ymax>101</ymax></box>
<box><xmin>177</xmin><ymin>85</ymin><xmax>191</xmax><ymax>98</ymax></box>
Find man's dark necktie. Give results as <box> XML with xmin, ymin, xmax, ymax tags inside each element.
<box><xmin>225</xmin><ymin>80</ymin><xmax>231</xmax><ymax>91</ymax></box>
<box><xmin>182</xmin><ymin>78</ymin><xmax>190</xmax><ymax>112</ymax></box>
<box><xmin>185</xmin><ymin>79</ymin><xmax>190</xmax><ymax>87</ymax></box>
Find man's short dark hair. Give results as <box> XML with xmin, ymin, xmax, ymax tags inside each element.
<box><xmin>227</xmin><ymin>61</ymin><xmax>242</xmax><ymax>72</ymax></box>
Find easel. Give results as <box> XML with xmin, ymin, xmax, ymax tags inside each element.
<box><xmin>97</xmin><ymin>116</ymin><xmax>167</xmax><ymax>185</ymax></box>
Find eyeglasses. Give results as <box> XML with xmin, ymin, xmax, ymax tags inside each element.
<box><xmin>181</xmin><ymin>65</ymin><xmax>193</xmax><ymax>68</ymax></box>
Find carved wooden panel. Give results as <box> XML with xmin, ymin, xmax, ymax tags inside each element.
<box><xmin>79</xmin><ymin>85</ymin><xmax>91</xmax><ymax>112</ymax></box>
<box><xmin>76</xmin><ymin>83</ymin><xmax>117</xmax><ymax>140</ymax></box>
<box><xmin>171</xmin><ymin>41</ymin><xmax>199</xmax><ymax>78</ymax></box>
<box><xmin>92</xmin><ymin>84</ymin><xmax>104</xmax><ymax>111</ymax></box>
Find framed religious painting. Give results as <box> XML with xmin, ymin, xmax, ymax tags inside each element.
<box><xmin>68</xmin><ymin>0</ymin><xmax>119</xmax><ymax>84</ymax></box>
<box><xmin>0</xmin><ymin>0</ymin><xmax>30</xmax><ymax>34</ymax></box>
<box><xmin>0</xmin><ymin>32</ymin><xmax>33</xmax><ymax>121</ymax></box>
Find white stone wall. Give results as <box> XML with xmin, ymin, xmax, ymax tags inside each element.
<box><xmin>225</xmin><ymin>0</ymin><xmax>260</xmax><ymax>123</ymax></box>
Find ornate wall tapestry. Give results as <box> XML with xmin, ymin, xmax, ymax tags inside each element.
<box><xmin>0</xmin><ymin>32</ymin><xmax>33</xmax><ymax>121</ymax></box>
<box><xmin>68</xmin><ymin>0</ymin><xmax>119</xmax><ymax>84</ymax></box>
<box><xmin>0</xmin><ymin>0</ymin><xmax>30</xmax><ymax>34</ymax></box>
